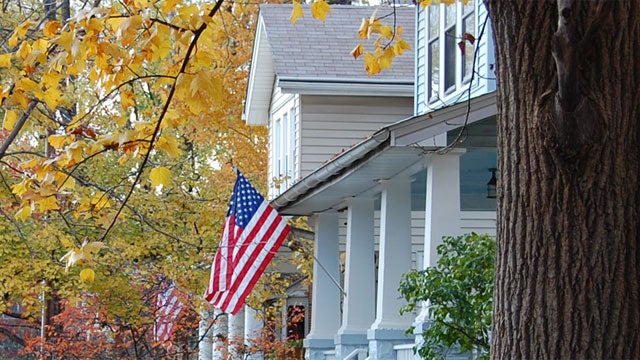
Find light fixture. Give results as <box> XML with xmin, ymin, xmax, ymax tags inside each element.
<box><xmin>487</xmin><ymin>168</ymin><xmax>497</xmax><ymax>199</ymax></box>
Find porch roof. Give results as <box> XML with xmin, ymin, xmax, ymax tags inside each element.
<box><xmin>271</xmin><ymin>91</ymin><xmax>497</xmax><ymax>216</ymax></box>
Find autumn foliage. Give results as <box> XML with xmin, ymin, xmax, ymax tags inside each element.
<box><xmin>0</xmin><ymin>0</ymin><xmax>271</xmax><ymax>353</ymax></box>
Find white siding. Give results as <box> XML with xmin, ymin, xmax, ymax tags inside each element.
<box><xmin>299</xmin><ymin>95</ymin><xmax>413</xmax><ymax>177</ymax></box>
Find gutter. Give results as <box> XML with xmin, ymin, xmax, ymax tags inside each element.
<box><xmin>277</xmin><ymin>77</ymin><xmax>414</xmax><ymax>97</ymax></box>
<box><xmin>272</xmin><ymin>128</ymin><xmax>391</xmax><ymax>210</ymax></box>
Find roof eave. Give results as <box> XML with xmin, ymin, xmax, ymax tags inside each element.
<box><xmin>278</xmin><ymin>78</ymin><xmax>414</xmax><ymax>97</ymax></box>
<box><xmin>243</xmin><ymin>17</ymin><xmax>273</xmax><ymax>126</ymax></box>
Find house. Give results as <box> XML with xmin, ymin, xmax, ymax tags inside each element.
<box><xmin>237</xmin><ymin>1</ymin><xmax>497</xmax><ymax>360</ymax></box>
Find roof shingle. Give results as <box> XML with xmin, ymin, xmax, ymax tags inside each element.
<box><xmin>259</xmin><ymin>4</ymin><xmax>415</xmax><ymax>82</ymax></box>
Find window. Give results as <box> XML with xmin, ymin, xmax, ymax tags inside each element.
<box><xmin>272</xmin><ymin>105</ymin><xmax>296</xmax><ymax>194</ymax></box>
<box><xmin>427</xmin><ymin>0</ymin><xmax>476</xmax><ymax>102</ymax></box>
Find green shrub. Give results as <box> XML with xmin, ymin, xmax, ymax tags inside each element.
<box><xmin>399</xmin><ymin>233</ymin><xmax>495</xmax><ymax>360</ymax></box>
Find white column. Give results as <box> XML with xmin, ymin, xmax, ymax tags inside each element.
<box><xmin>415</xmin><ymin>152</ymin><xmax>463</xmax><ymax>341</ymax></box>
<box><xmin>244</xmin><ymin>306</ymin><xmax>264</xmax><ymax>360</ymax></box>
<box><xmin>212</xmin><ymin>309</ymin><xmax>228</xmax><ymax>360</ymax></box>
<box><xmin>304</xmin><ymin>212</ymin><xmax>341</xmax><ymax>360</ymax></box>
<box><xmin>198</xmin><ymin>310</ymin><xmax>213</xmax><ymax>360</ymax></box>
<box><xmin>228</xmin><ymin>308</ymin><xmax>245</xmax><ymax>360</ymax></box>
<box><xmin>422</xmin><ymin>152</ymin><xmax>463</xmax><ymax>270</ymax></box>
<box><xmin>336</xmin><ymin>197</ymin><xmax>375</xmax><ymax>359</ymax></box>
<box><xmin>368</xmin><ymin>177</ymin><xmax>414</xmax><ymax>359</ymax></box>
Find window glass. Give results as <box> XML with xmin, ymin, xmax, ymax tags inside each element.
<box><xmin>445</xmin><ymin>4</ymin><xmax>456</xmax><ymax>27</ymax></box>
<box><xmin>428</xmin><ymin>40</ymin><xmax>439</xmax><ymax>100</ymax></box>
<box><xmin>463</xmin><ymin>12</ymin><xmax>475</xmax><ymax>79</ymax></box>
<box><xmin>428</xmin><ymin>5</ymin><xmax>439</xmax><ymax>39</ymax></box>
<box><xmin>463</xmin><ymin>0</ymin><xmax>474</xmax><ymax>15</ymax></box>
<box><xmin>444</xmin><ymin>27</ymin><xmax>456</xmax><ymax>91</ymax></box>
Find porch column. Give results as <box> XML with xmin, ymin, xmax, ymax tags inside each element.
<box><xmin>228</xmin><ymin>308</ymin><xmax>245</xmax><ymax>360</ymax></box>
<box><xmin>212</xmin><ymin>309</ymin><xmax>228</xmax><ymax>360</ymax></box>
<box><xmin>415</xmin><ymin>152</ymin><xmax>463</xmax><ymax>343</ymax></box>
<box><xmin>336</xmin><ymin>197</ymin><xmax>375</xmax><ymax>360</ymax></box>
<box><xmin>244</xmin><ymin>306</ymin><xmax>264</xmax><ymax>360</ymax></box>
<box><xmin>198</xmin><ymin>310</ymin><xmax>213</xmax><ymax>360</ymax></box>
<box><xmin>368</xmin><ymin>177</ymin><xmax>414</xmax><ymax>359</ymax></box>
<box><xmin>304</xmin><ymin>211</ymin><xmax>341</xmax><ymax>360</ymax></box>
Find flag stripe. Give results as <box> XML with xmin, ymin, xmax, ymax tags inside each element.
<box><xmin>224</xmin><ymin>221</ymin><xmax>289</xmax><ymax>314</ymax></box>
<box><xmin>155</xmin><ymin>284</ymin><xmax>185</xmax><ymax>348</ymax></box>
<box><xmin>204</xmin><ymin>169</ymin><xmax>290</xmax><ymax>315</ymax></box>
<box><xmin>214</xmin><ymin>205</ymin><xmax>289</xmax><ymax>313</ymax></box>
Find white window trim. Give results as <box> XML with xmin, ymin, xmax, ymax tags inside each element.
<box><xmin>427</xmin><ymin>0</ymin><xmax>477</xmax><ymax>104</ymax></box>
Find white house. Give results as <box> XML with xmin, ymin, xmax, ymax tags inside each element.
<box><xmin>236</xmin><ymin>2</ymin><xmax>497</xmax><ymax>360</ymax></box>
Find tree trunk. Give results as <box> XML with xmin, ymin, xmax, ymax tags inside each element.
<box><xmin>485</xmin><ymin>0</ymin><xmax>640</xmax><ymax>358</ymax></box>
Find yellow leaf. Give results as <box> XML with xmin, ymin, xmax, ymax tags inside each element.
<box><xmin>8</xmin><ymin>34</ymin><xmax>19</xmax><ymax>48</ymax></box>
<box><xmin>420</xmin><ymin>0</ymin><xmax>433</xmax><ymax>7</ymax></box>
<box><xmin>79</xmin><ymin>268</ymin><xmax>95</xmax><ymax>282</ymax></box>
<box><xmin>364</xmin><ymin>53</ymin><xmax>381</xmax><ymax>76</ymax></box>
<box><xmin>149</xmin><ymin>167</ymin><xmax>172</xmax><ymax>188</ymax></box>
<box><xmin>0</xmin><ymin>54</ymin><xmax>12</xmax><ymax>68</ymax></box>
<box><xmin>291</xmin><ymin>1</ymin><xmax>304</xmax><ymax>25</ymax></box>
<box><xmin>15</xmin><ymin>204</ymin><xmax>31</xmax><ymax>221</ymax></box>
<box><xmin>155</xmin><ymin>134</ymin><xmax>183</xmax><ymax>158</ymax></box>
<box><xmin>37</xmin><ymin>196</ymin><xmax>60</xmax><ymax>212</ymax></box>
<box><xmin>379</xmin><ymin>25</ymin><xmax>394</xmax><ymax>39</ymax></box>
<box><xmin>11</xmin><ymin>179</ymin><xmax>32</xmax><ymax>197</ymax></box>
<box><xmin>55</xmin><ymin>172</ymin><xmax>75</xmax><ymax>191</ymax></box>
<box><xmin>11</xmin><ymin>90</ymin><xmax>31</xmax><ymax>110</ymax></box>
<box><xmin>65</xmin><ymin>142</ymin><xmax>85</xmax><ymax>167</ymax></box>
<box><xmin>358</xmin><ymin>18</ymin><xmax>370</xmax><ymax>39</ymax></box>
<box><xmin>16</xmin><ymin>41</ymin><xmax>31</xmax><ymax>61</ymax></box>
<box><xmin>48</xmin><ymin>134</ymin><xmax>70</xmax><ymax>149</ymax></box>
<box><xmin>42</xmin><ymin>87</ymin><xmax>62</xmax><ymax>109</ymax></box>
<box><xmin>43</xmin><ymin>20</ymin><xmax>62</xmax><ymax>38</ymax></box>
<box><xmin>120</xmin><ymin>89</ymin><xmax>136</xmax><ymax>110</ymax></box>
<box><xmin>379</xmin><ymin>47</ymin><xmax>395</xmax><ymax>69</ymax></box>
<box><xmin>3</xmin><ymin>110</ymin><xmax>17</xmax><ymax>131</ymax></box>
<box><xmin>91</xmin><ymin>191</ymin><xmax>111</xmax><ymax>210</ymax></box>
<box><xmin>310</xmin><ymin>0</ymin><xmax>331</xmax><ymax>22</ymax></box>
<box><xmin>117</xmin><ymin>15</ymin><xmax>143</xmax><ymax>46</ymax></box>
<box><xmin>60</xmin><ymin>240</ymin><xmax>107</xmax><ymax>271</ymax></box>
<box><xmin>54</xmin><ymin>30</ymin><xmax>74</xmax><ymax>52</ymax></box>
<box><xmin>351</xmin><ymin>44</ymin><xmax>364</xmax><ymax>59</ymax></box>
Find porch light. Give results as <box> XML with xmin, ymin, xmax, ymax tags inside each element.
<box><xmin>487</xmin><ymin>168</ymin><xmax>497</xmax><ymax>199</ymax></box>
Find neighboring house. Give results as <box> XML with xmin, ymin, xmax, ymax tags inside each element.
<box><xmin>239</xmin><ymin>2</ymin><xmax>497</xmax><ymax>360</ymax></box>
<box><xmin>243</xmin><ymin>4</ymin><xmax>416</xmax><ymax>199</ymax></box>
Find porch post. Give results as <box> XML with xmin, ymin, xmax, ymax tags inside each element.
<box><xmin>212</xmin><ymin>309</ymin><xmax>228</xmax><ymax>360</ymax></box>
<box><xmin>336</xmin><ymin>197</ymin><xmax>375</xmax><ymax>360</ymax></box>
<box><xmin>304</xmin><ymin>211</ymin><xmax>341</xmax><ymax>360</ymax></box>
<box><xmin>415</xmin><ymin>152</ymin><xmax>464</xmax><ymax>346</ymax></box>
<box><xmin>198</xmin><ymin>310</ymin><xmax>213</xmax><ymax>360</ymax></box>
<box><xmin>368</xmin><ymin>177</ymin><xmax>414</xmax><ymax>359</ymax></box>
<box><xmin>245</xmin><ymin>306</ymin><xmax>264</xmax><ymax>360</ymax></box>
<box><xmin>228</xmin><ymin>308</ymin><xmax>245</xmax><ymax>360</ymax></box>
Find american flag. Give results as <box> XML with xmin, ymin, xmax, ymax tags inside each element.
<box><xmin>155</xmin><ymin>283</ymin><xmax>185</xmax><ymax>350</ymax></box>
<box><xmin>204</xmin><ymin>168</ymin><xmax>290</xmax><ymax>315</ymax></box>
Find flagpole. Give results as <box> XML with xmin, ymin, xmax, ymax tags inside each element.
<box><xmin>309</xmin><ymin>251</ymin><xmax>346</xmax><ymax>297</ymax></box>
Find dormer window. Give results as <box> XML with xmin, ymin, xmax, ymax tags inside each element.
<box><xmin>427</xmin><ymin>0</ymin><xmax>476</xmax><ymax>103</ymax></box>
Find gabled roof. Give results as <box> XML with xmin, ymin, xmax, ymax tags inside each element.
<box><xmin>244</xmin><ymin>4</ymin><xmax>415</xmax><ymax>125</ymax></box>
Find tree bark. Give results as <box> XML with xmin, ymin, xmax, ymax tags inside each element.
<box><xmin>485</xmin><ymin>0</ymin><xmax>640</xmax><ymax>358</ymax></box>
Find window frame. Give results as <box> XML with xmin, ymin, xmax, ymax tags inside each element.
<box><xmin>426</xmin><ymin>0</ymin><xmax>476</xmax><ymax>103</ymax></box>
